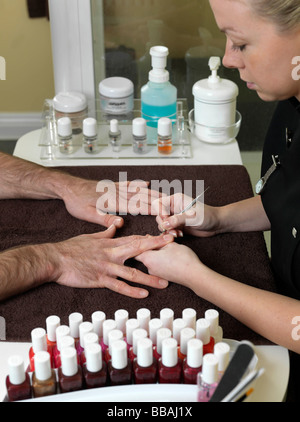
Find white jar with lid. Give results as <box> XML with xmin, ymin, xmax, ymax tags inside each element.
<box><xmin>99</xmin><ymin>77</ymin><xmax>134</xmax><ymax>117</ymax></box>
<box><xmin>53</xmin><ymin>91</ymin><xmax>88</xmax><ymax>135</ymax></box>
<box><xmin>192</xmin><ymin>57</ymin><xmax>239</xmax><ymax>143</ymax></box>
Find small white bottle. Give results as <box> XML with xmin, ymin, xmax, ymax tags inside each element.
<box><xmin>197</xmin><ymin>353</ymin><xmax>219</xmax><ymax>402</ymax></box>
<box><xmin>214</xmin><ymin>342</ymin><xmax>230</xmax><ymax>379</ymax></box>
<box><xmin>157</xmin><ymin>117</ymin><xmax>172</xmax><ymax>155</ymax></box>
<box><xmin>132</xmin><ymin>118</ymin><xmax>147</xmax><ymax>154</ymax></box>
<box><xmin>57</xmin><ymin>117</ymin><xmax>73</xmax><ymax>154</ymax></box>
<box><xmin>83</xmin><ymin>118</ymin><xmax>99</xmax><ymax>154</ymax></box>
<box><xmin>109</xmin><ymin>119</ymin><xmax>121</xmax><ymax>152</ymax></box>
<box><xmin>205</xmin><ymin>309</ymin><xmax>223</xmax><ymax>344</ymax></box>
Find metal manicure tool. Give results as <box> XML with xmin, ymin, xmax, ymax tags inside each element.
<box><xmin>179</xmin><ymin>186</ymin><xmax>210</xmax><ymax>214</ymax></box>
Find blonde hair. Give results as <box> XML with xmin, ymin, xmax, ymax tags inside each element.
<box><xmin>249</xmin><ymin>0</ymin><xmax>300</xmax><ymax>32</ymax></box>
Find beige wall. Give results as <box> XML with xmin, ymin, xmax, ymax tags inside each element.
<box><xmin>0</xmin><ymin>0</ymin><xmax>55</xmax><ymax>113</ymax></box>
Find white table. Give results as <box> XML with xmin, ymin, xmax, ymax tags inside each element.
<box><xmin>13</xmin><ymin>129</ymin><xmax>243</xmax><ymax>166</ymax></box>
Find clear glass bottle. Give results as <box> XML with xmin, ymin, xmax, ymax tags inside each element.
<box><xmin>57</xmin><ymin>117</ymin><xmax>73</xmax><ymax>154</ymax></box>
<box><xmin>197</xmin><ymin>353</ymin><xmax>219</xmax><ymax>402</ymax></box>
<box><xmin>109</xmin><ymin>119</ymin><xmax>122</xmax><ymax>153</ymax></box>
<box><xmin>83</xmin><ymin>118</ymin><xmax>99</xmax><ymax>154</ymax></box>
<box><xmin>32</xmin><ymin>351</ymin><xmax>57</xmax><ymax>398</ymax></box>
<box><xmin>132</xmin><ymin>118</ymin><xmax>147</xmax><ymax>154</ymax></box>
<box><xmin>158</xmin><ymin>117</ymin><xmax>172</xmax><ymax>155</ymax></box>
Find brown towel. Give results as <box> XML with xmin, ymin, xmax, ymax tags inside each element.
<box><xmin>0</xmin><ymin>165</ymin><xmax>275</xmax><ymax>344</ymax></box>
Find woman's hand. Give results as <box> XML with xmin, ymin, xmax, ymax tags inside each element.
<box><xmin>50</xmin><ymin>226</ymin><xmax>175</xmax><ymax>299</ymax></box>
<box><xmin>152</xmin><ymin>193</ymin><xmax>221</xmax><ymax>238</ymax></box>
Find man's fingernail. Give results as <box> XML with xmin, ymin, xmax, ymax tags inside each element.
<box><xmin>139</xmin><ymin>290</ymin><xmax>149</xmax><ymax>298</ymax></box>
<box><xmin>163</xmin><ymin>234</ymin><xmax>174</xmax><ymax>241</ymax></box>
<box><xmin>159</xmin><ymin>279</ymin><xmax>169</xmax><ymax>288</ymax></box>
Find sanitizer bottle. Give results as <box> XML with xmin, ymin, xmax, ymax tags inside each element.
<box><xmin>141</xmin><ymin>46</ymin><xmax>177</xmax><ymax>144</ymax></box>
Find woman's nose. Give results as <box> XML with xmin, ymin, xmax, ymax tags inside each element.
<box><xmin>222</xmin><ymin>39</ymin><xmax>244</xmax><ymax>70</ymax></box>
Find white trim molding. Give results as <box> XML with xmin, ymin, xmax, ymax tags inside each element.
<box><xmin>0</xmin><ymin>113</ymin><xmax>42</xmax><ymax>140</ymax></box>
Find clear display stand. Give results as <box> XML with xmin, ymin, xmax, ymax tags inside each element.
<box><xmin>39</xmin><ymin>99</ymin><xmax>192</xmax><ymax>162</ymax></box>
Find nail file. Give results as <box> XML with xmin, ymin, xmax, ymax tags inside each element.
<box><xmin>209</xmin><ymin>343</ymin><xmax>255</xmax><ymax>402</ymax></box>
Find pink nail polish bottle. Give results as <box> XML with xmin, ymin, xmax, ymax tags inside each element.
<box><xmin>83</xmin><ymin>343</ymin><xmax>107</xmax><ymax>389</ymax></box>
<box><xmin>69</xmin><ymin>312</ymin><xmax>83</xmax><ymax>348</ymax></box>
<box><xmin>153</xmin><ymin>327</ymin><xmax>171</xmax><ymax>360</ymax></box>
<box><xmin>29</xmin><ymin>328</ymin><xmax>48</xmax><ymax>372</ymax></box>
<box><xmin>129</xmin><ymin>328</ymin><xmax>148</xmax><ymax>362</ymax></box>
<box><xmin>196</xmin><ymin>319</ymin><xmax>215</xmax><ymax>355</ymax></box>
<box><xmin>133</xmin><ymin>338</ymin><xmax>158</xmax><ymax>384</ymax></box>
<box><xmin>178</xmin><ymin>327</ymin><xmax>195</xmax><ymax>360</ymax></box>
<box><xmin>104</xmin><ymin>329</ymin><xmax>123</xmax><ymax>363</ymax></box>
<box><xmin>6</xmin><ymin>356</ymin><xmax>32</xmax><ymax>402</ymax></box>
<box><xmin>52</xmin><ymin>325</ymin><xmax>71</xmax><ymax>369</ymax></box>
<box><xmin>46</xmin><ymin>316</ymin><xmax>61</xmax><ymax>362</ymax></box>
<box><xmin>197</xmin><ymin>354</ymin><xmax>219</xmax><ymax>402</ymax></box>
<box><xmin>58</xmin><ymin>347</ymin><xmax>83</xmax><ymax>394</ymax></box>
<box><xmin>214</xmin><ymin>342</ymin><xmax>230</xmax><ymax>380</ymax></box>
<box><xmin>108</xmin><ymin>340</ymin><xmax>132</xmax><ymax>386</ymax></box>
<box><xmin>183</xmin><ymin>338</ymin><xmax>203</xmax><ymax>384</ymax></box>
<box><xmin>158</xmin><ymin>338</ymin><xmax>182</xmax><ymax>384</ymax></box>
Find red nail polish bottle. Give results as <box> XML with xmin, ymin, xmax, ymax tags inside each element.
<box><xmin>76</xmin><ymin>321</ymin><xmax>94</xmax><ymax>358</ymax></box>
<box><xmin>182</xmin><ymin>308</ymin><xmax>197</xmax><ymax>330</ymax></box>
<box><xmin>178</xmin><ymin>327</ymin><xmax>195</xmax><ymax>360</ymax></box>
<box><xmin>104</xmin><ymin>329</ymin><xmax>123</xmax><ymax>363</ymax></box>
<box><xmin>53</xmin><ymin>335</ymin><xmax>75</xmax><ymax>368</ymax></box>
<box><xmin>183</xmin><ymin>339</ymin><xmax>203</xmax><ymax>384</ymax></box>
<box><xmin>83</xmin><ymin>343</ymin><xmax>107</xmax><ymax>389</ymax></box>
<box><xmin>58</xmin><ymin>347</ymin><xmax>83</xmax><ymax>394</ymax></box>
<box><xmin>153</xmin><ymin>327</ymin><xmax>171</xmax><ymax>360</ymax></box>
<box><xmin>107</xmin><ymin>340</ymin><xmax>132</xmax><ymax>386</ymax></box>
<box><xmin>6</xmin><ymin>356</ymin><xmax>32</xmax><ymax>402</ymax></box>
<box><xmin>80</xmin><ymin>332</ymin><xmax>99</xmax><ymax>366</ymax></box>
<box><xmin>133</xmin><ymin>338</ymin><xmax>158</xmax><ymax>384</ymax></box>
<box><xmin>52</xmin><ymin>325</ymin><xmax>71</xmax><ymax>369</ymax></box>
<box><xmin>100</xmin><ymin>319</ymin><xmax>117</xmax><ymax>353</ymax></box>
<box><xmin>46</xmin><ymin>316</ymin><xmax>61</xmax><ymax>365</ymax></box>
<box><xmin>128</xmin><ymin>328</ymin><xmax>148</xmax><ymax>362</ymax></box>
<box><xmin>136</xmin><ymin>308</ymin><xmax>151</xmax><ymax>334</ymax></box>
<box><xmin>196</xmin><ymin>319</ymin><xmax>215</xmax><ymax>355</ymax></box>
<box><xmin>125</xmin><ymin>318</ymin><xmax>140</xmax><ymax>352</ymax></box>
<box><xmin>149</xmin><ymin>318</ymin><xmax>163</xmax><ymax>346</ymax></box>
<box><xmin>69</xmin><ymin>312</ymin><xmax>83</xmax><ymax>348</ymax></box>
<box><xmin>114</xmin><ymin>309</ymin><xmax>128</xmax><ymax>336</ymax></box>
<box><xmin>29</xmin><ymin>328</ymin><xmax>48</xmax><ymax>372</ymax></box>
<box><xmin>32</xmin><ymin>351</ymin><xmax>57</xmax><ymax>398</ymax></box>
<box><xmin>158</xmin><ymin>338</ymin><xmax>182</xmax><ymax>384</ymax></box>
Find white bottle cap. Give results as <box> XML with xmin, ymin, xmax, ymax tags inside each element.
<box><xmin>31</xmin><ymin>328</ymin><xmax>47</xmax><ymax>354</ymax></box>
<box><xmin>69</xmin><ymin>312</ymin><xmax>83</xmax><ymax>339</ymax></box>
<box><xmin>126</xmin><ymin>318</ymin><xmax>140</xmax><ymax>345</ymax></box>
<box><xmin>160</xmin><ymin>308</ymin><xmax>174</xmax><ymax>331</ymax></box>
<box><xmin>83</xmin><ymin>332</ymin><xmax>99</xmax><ymax>350</ymax></box>
<box><xmin>57</xmin><ymin>117</ymin><xmax>72</xmax><ymax>137</ymax></box>
<box><xmin>46</xmin><ymin>315</ymin><xmax>60</xmax><ymax>343</ymax></box>
<box><xmin>202</xmin><ymin>353</ymin><xmax>219</xmax><ymax>384</ymax></box>
<box><xmin>180</xmin><ymin>327</ymin><xmax>196</xmax><ymax>355</ymax></box>
<box><xmin>132</xmin><ymin>118</ymin><xmax>147</xmax><ymax>137</ymax></box>
<box><xmin>103</xmin><ymin>319</ymin><xmax>117</xmax><ymax>346</ymax></box>
<box><xmin>158</xmin><ymin>118</ymin><xmax>172</xmax><ymax>137</ymax></box>
<box><xmin>182</xmin><ymin>308</ymin><xmax>197</xmax><ymax>330</ymax></box>
<box><xmin>108</xmin><ymin>329</ymin><xmax>124</xmax><ymax>355</ymax></box>
<box><xmin>137</xmin><ymin>338</ymin><xmax>154</xmax><ymax>368</ymax></box>
<box><xmin>161</xmin><ymin>338</ymin><xmax>178</xmax><ymax>367</ymax></box>
<box><xmin>132</xmin><ymin>328</ymin><xmax>148</xmax><ymax>355</ymax></box>
<box><xmin>205</xmin><ymin>309</ymin><xmax>219</xmax><ymax>336</ymax></box>
<box><xmin>149</xmin><ymin>46</ymin><xmax>170</xmax><ymax>83</ymax></box>
<box><xmin>214</xmin><ymin>342</ymin><xmax>230</xmax><ymax>372</ymax></box>
<box><xmin>79</xmin><ymin>322</ymin><xmax>94</xmax><ymax>348</ymax></box>
<box><xmin>149</xmin><ymin>318</ymin><xmax>163</xmax><ymax>344</ymax></box>
<box><xmin>187</xmin><ymin>339</ymin><xmax>203</xmax><ymax>369</ymax></box>
<box><xmin>99</xmin><ymin>77</ymin><xmax>134</xmax><ymax>98</ymax></box>
<box><xmin>196</xmin><ymin>319</ymin><xmax>211</xmax><ymax>345</ymax></box>
<box><xmin>85</xmin><ymin>343</ymin><xmax>103</xmax><ymax>373</ymax></box>
<box><xmin>56</xmin><ymin>325</ymin><xmax>71</xmax><ymax>351</ymax></box>
<box><xmin>114</xmin><ymin>309</ymin><xmax>128</xmax><ymax>335</ymax></box>
<box><xmin>156</xmin><ymin>328</ymin><xmax>172</xmax><ymax>355</ymax></box>
<box><xmin>136</xmin><ymin>308</ymin><xmax>151</xmax><ymax>333</ymax></box>
<box><xmin>60</xmin><ymin>335</ymin><xmax>75</xmax><ymax>351</ymax></box>
<box><xmin>111</xmin><ymin>340</ymin><xmax>128</xmax><ymax>370</ymax></box>
<box><xmin>83</xmin><ymin>118</ymin><xmax>97</xmax><ymax>137</ymax></box>
<box><xmin>110</xmin><ymin>119</ymin><xmax>119</xmax><ymax>133</ymax></box>
<box><xmin>8</xmin><ymin>355</ymin><xmax>26</xmax><ymax>385</ymax></box>
<box><xmin>60</xmin><ymin>347</ymin><xmax>78</xmax><ymax>377</ymax></box>
<box><xmin>91</xmin><ymin>311</ymin><xmax>106</xmax><ymax>338</ymax></box>
<box><xmin>172</xmin><ymin>318</ymin><xmax>187</xmax><ymax>343</ymax></box>
<box><xmin>34</xmin><ymin>351</ymin><xmax>52</xmax><ymax>382</ymax></box>
<box><xmin>53</xmin><ymin>91</ymin><xmax>87</xmax><ymax>113</ymax></box>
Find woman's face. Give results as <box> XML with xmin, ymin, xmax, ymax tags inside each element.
<box><xmin>209</xmin><ymin>0</ymin><xmax>300</xmax><ymax>101</ymax></box>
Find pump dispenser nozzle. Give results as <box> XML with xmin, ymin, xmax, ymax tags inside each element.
<box><xmin>149</xmin><ymin>46</ymin><xmax>170</xmax><ymax>83</ymax></box>
<box><xmin>208</xmin><ymin>57</ymin><xmax>221</xmax><ymax>83</ymax></box>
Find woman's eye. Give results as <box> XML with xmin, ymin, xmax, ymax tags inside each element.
<box><xmin>231</xmin><ymin>44</ymin><xmax>246</xmax><ymax>52</ymax></box>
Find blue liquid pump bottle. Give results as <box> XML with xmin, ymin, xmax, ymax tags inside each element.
<box><xmin>141</xmin><ymin>46</ymin><xmax>177</xmax><ymax>144</ymax></box>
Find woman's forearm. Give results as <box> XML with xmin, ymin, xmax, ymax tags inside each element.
<box><xmin>189</xmin><ymin>262</ymin><xmax>300</xmax><ymax>353</ymax></box>
<box><xmin>217</xmin><ymin>195</ymin><xmax>271</xmax><ymax>233</ymax></box>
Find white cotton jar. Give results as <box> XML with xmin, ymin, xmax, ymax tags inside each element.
<box><xmin>99</xmin><ymin>77</ymin><xmax>134</xmax><ymax>118</ymax></box>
